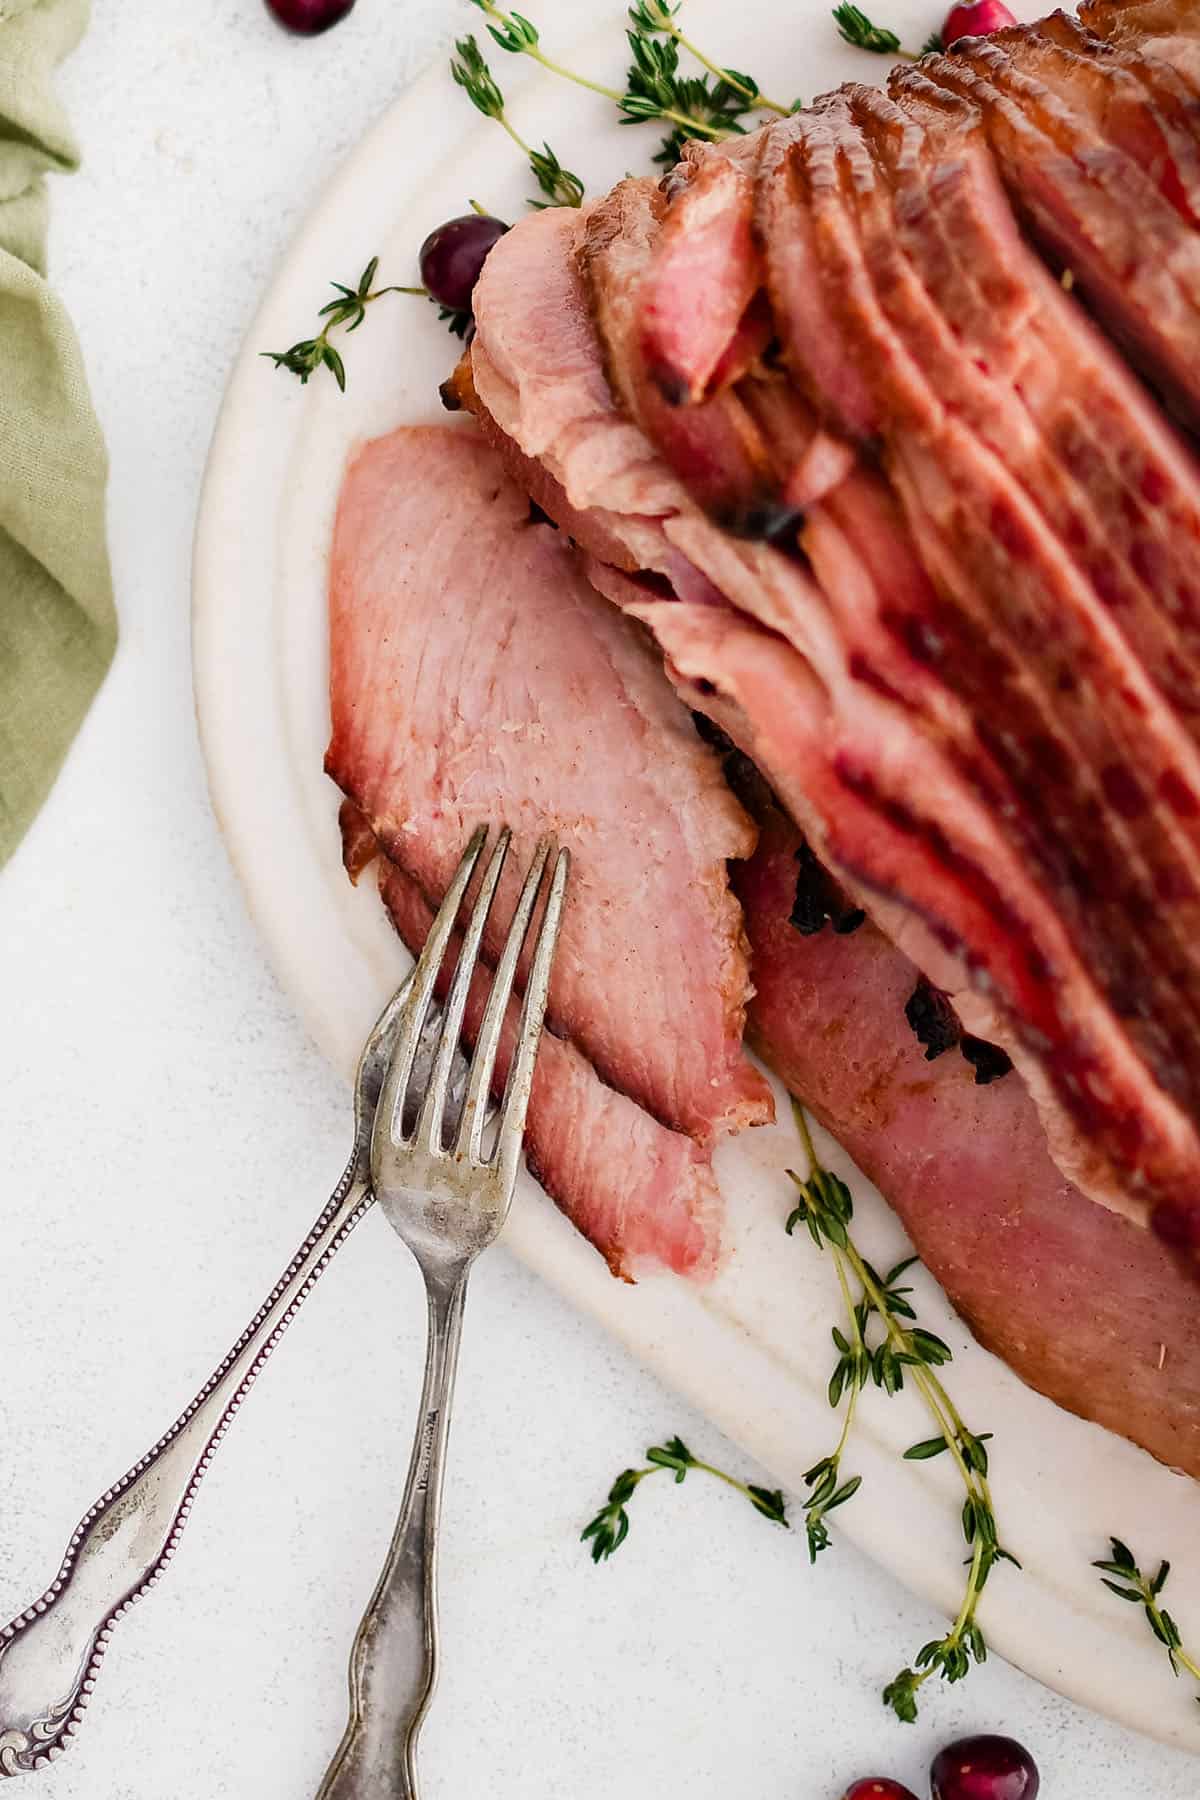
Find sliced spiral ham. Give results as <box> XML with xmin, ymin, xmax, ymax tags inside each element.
<box><xmin>329</xmin><ymin>13</ymin><xmax>1200</xmax><ymax>1463</ymax></box>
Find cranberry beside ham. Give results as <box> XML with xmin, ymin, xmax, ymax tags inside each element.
<box><xmin>941</xmin><ymin>0</ymin><xmax>1018</xmax><ymax>45</ymax></box>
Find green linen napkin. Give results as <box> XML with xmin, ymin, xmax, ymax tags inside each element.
<box><xmin>0</xmin><ymin>0</ymin><xmax>115</xmax><ymax>867</ymax></box>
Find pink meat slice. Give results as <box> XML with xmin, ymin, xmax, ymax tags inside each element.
<box><xmin>735</xmin><ymin>806</ymin><xmax>1200</xmax><ymax>1481</ymax></box>
<box><xmin>375</xmin><ymin>854</ymin><xmax>722</xmax><ymax>1280</ymax></box>
<box><xmin>471</xmin><ymin>200</ymin><xmax>775</xmax><ymax>535</ymax></box>
<box><xmin>1081</xmin><ymin>0</ymin><xmax>1200</xmax><ymax>91</ymax></box>
<box><xmin>475</xmin><ymin>197</ymin><xmax>1200</xmax><ymax>1230</ymax></box>
<box><xmin>770</xmin><ymin>95</ymin><xmax>1200</xmax><ymax>1117</ymax></box>
<box><xmin>326</xmin><ymin>422</ymin><xmax>772</xmax><ymax>1145</ymax></box>
<box><xmin>468</xmin><ymin>207</ymin><xmax>692</xmax><ymax>533</ymax></box>
<box><xmin>1017</xmin><ymin>13</ymin><xmax>1200</xmax><ymax>224</ymax></box>
<box><xmin>639</xmin><ymin>138</ymin><xmax>765</xmax><ymax>404</ymax></box>
<box><xmin>585</xmin><ymin>157</ymin><xmax>1200</xmax><ymax>1222</ymax></box>
<box><xmin>897</xmin><ymin>52</ymin><xmax>1200</xmax><ymax>429</ymax></box>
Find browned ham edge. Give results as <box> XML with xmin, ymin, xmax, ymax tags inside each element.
<box><xmin>456</xmin><ymin>25</ymin><xmax>1200</xmax><ymax>1266</ymax></box>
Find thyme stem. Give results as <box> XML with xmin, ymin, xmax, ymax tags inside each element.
<box><xmin>473</xmin><ymin>0</ymin><xmax>732</xmax><ymax>141</ymax></box>
<box><xmin>829</xmin><ymin>1248</ymin><xmax>865</xmax><ymax>1466</ymax></box>
<box><xmin>582</xmin><ymin>1435</ymin><xmax>787</xmax><ymax>1561</ymax></box>
<box><xmin>261</xmin><ymin>258</ymin><xmax>420</xmax><ymax>390</ymax></box>
<box><xmin>1095</xmin><ymin>1540</ymin><xmax>1200</xmax><ymax>1697</ymax></box>
<box><xmin>790</xmin><ymin>1101</ymin><xmax>1017</xmax><ymax>1720</ymax></box>
<box><xmin>631</xmin><ymin>0</ymin><xmax>791</xmax><ymax>114</ymax></box>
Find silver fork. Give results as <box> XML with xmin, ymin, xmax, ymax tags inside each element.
<box><xmin>315</xmin><ymin>824</ymin><xmax>569</xmax><ymax>1800</ymax></box>
<box><xmin>0</xmin><ymin>963</ymin><xmax>413</xmax><ymax>1777</ymax></box>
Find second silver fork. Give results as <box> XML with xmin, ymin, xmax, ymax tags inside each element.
<box><xmin>316</xmin><ymin>824</ymin><xmax>569</xmax><ymax>1800</ymax></box>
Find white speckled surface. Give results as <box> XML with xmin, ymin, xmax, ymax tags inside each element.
<box><xmin>1</xmin><ymin>2</ymin><xmax>1198</xmax><ymax>1794</ymax></box>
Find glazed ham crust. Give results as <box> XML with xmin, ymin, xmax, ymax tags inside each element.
<box><xmin>468</xmin><ymin>178</ymin><xmax>1200</xmax><ymax>1233</ymax></box>
<box><xmin>569</xmin><ymin>70</ymin><xmax>1200</xmax><ymax>1242</ymax></box>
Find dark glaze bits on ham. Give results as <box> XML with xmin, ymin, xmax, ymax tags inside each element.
<box><xmin>790</xmin><ymin>840</ymin><xmax>866</xmax><ymax>936</ymax></box>
<box><xmin>715</xmin><ymin>499</ymin><xmax>807</xmax><ymax>547</ymax></box>
<box><xmin>961</xmin><ymin>1035</ymin><xmax>1015</xmax><ymax>1085</ymax></box>
<box><xmin>736</xmin><ymin>805</ymin><xmax>1200</xmax><ymax>1477</ymax></box>
<box><xmin>905</xmin><ymin>974</ymin><xmax>1013</xmax><ymax>1083</ymax></box>
<box><xmin>905</xmin><ymin>974</ymin><xmax>963</xmax><ymax>1060</ymax></box>
<box><xmin>571</xmin><ymin>63</ymin><xmax>1200</xmax><ymax>1228</ymax></box>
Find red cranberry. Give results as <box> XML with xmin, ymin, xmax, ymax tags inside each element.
<box><xmin>841</xmin><ymin>1783</ymin><xmax>921</xmax><ymax>1800</ymax></box>
<box><xmin>265</xmin><ymin>0</ymin><xmax>356</xmax><ymax>35</ymax></box>
<box><xmin>941</xmin><ymin>1</ymin><xmax>1018</xmax><ymax>46</ymax></box>
<box><xmin>931</xmin><ymin>1735</ymin><xmax>1040</xmax><ymax>1800</ymax></box>
<box><xmin>419</xmin><ymin>214</ymin><xmax>509</xmax><ymax>314</ymax></box>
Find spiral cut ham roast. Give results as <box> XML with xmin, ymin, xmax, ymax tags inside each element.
<box><xmin>328</xmin><ymin>3</ymin><xmax>1200</xmax><ymax>1471</ymax></box>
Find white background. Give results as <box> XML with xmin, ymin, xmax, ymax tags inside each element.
<box><xmin>2</xmin><ymin>2</ymin><xmax>1197</xmax><ymax>1795</ymax></box>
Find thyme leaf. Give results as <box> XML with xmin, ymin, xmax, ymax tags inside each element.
<box><xmin>832</xmin><ymin>3</ymin><xmax>926</xmax><ymax>61</ymax></box>
<box><xmin>468</xmin><ymin>0</ymin><xmax>764</xmax><ymax>168</ymax></box>
<box><xmin>1094</xmin><ymin>1540</ymin><xmax>1200</xmax><ymax>1698</ymax></box>
<box><xmin>627</xmin><ymin>0</ymin><xmax>791</xmax><ymax>118</ymax></box>
<box><xmin>452</xmin><ymin>33</ymin><xmax>588</xmax><ymax>209</ymax></box>
<box><xmin>261</xmin><ymin>256</ymin><xmax>423</xmax><ymax>389</ymax></box>
<box><xmin>582</xmin><ymin>1434</ymin><xmax>787</xmax><ymax>1562</ymax></box>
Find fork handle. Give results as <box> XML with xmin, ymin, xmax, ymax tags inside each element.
<box><xmin>0</xmin><ymin>1158</ymin><xmax>373</xmax><ymax>1778</ymax></box>
<box><xmin>316</xmin><ymin>1261</ymin><xmax>470</xmax><ymax>1800</ymax></box>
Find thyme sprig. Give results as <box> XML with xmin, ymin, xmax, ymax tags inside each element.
<box><xmin>788</xmin><ymin>1103</ymin><xmax>1019</xmax><ymax>1721</ymax></box>
<box><xmin>451</xmin><ymin>35</ymin><xmax>586</xmax><ymax>207</ymax></box>
<box><xmin>262</xmin><ymin>257</ymin><xmax>420</xmax><ymax>390</ymax></box>
<box><xmin>628</xmin><ymin>0</ymin><xmax>793</xmax><ymax>119</ymax></box>
<box><xmin>801</xmin><ymin>1247</ymin><xmax>926</xmax><ymax>1559</ymax></box>
<box><xmin>469</xmin><ymin>0</ymin><xmax>761</xmax><ymax>167</ymax></box>
<box><xmin>1094</xmin><ymin>1539</ymin><xmax>1200</xmax><ymax>1700</ymax></box>
<box><xmin>582</xmin><ymin>1435</ymin><xmax>787</xmax><ymax>1562</ymax></box>
<box><xmin>832</xmin><ymin>4</ymin><xmax>928</xmax><ymax>60</ymax></box>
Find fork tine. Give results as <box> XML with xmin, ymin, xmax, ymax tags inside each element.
<box><xmin>494</xmin><ymin>847</ymin><xmax>570</xmax><ymax>1192</ymax></box>
<box><xmin>374</xmin><ymin>825</ymin><xmax>488</xmax><ymax>1152</ymax></box>
<box><xmin>413</xmin><ymin>827</ymin><xmax>512</xmax><ymax>1151</ymax></box>
<box><xmin>454</xmin><ymin>836</ymin><xmax>554</xmax><ymax>1164</ymax></box>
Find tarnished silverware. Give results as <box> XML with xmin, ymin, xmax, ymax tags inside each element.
<box><xmin>0</xmin><ymin>976</ymin><xmax>416</xmax><ymax>1777</ymax></box>
<box><xmin>316</xmin><ymin>824</ymin><xmax>569</xmax><ymax>1800</ymax></box>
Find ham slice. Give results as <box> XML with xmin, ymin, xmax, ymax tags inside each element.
<box><xmin>829</xmin><ymin>85</ymin><xmax>1200</xmax><ymax>1094</ymax></box>
<box><xmin>580</xmin><ymin>164</ymin><xmax>1200</xmax><ymax>1227</ymax></box>
<box><xmin>639</xmin><ymin>138</ymin><xmax>765</xmax><ymax>405</ymax></box>
<box><xmin>373</xmin><ymin>851</ymin><xmax>721</xmax><ymax>1280</ymax></box>
<box><xmin>326</xmin><ymin>423</ymin><xmax>772</xmax><ymax>1147</ymax></box>
<box><xmin>899</xmin><ymin>48</ymin><xmax>1200</xmax><ymax>428</ymax></box>
<box><xmin>1014</xmin><ymin>13</ymin><xmax>1200</xmax><ymax>226</ymax></box>
<box><xmin>736</xmin><ymin>806</ymin><xmax>1200</xmax><ymax>1481</ymax></box>
<box><xmin>1082</xmin><ymin>0</ymin><xmax>1200</xmax><ymax>92</ymax></box>
<box><xmin>469</xmin><ymin>190</ymin><xmax>1200</xmax><ymax>1235</ymax></box>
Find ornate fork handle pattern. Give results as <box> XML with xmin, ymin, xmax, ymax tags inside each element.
<box><xmin>0</xmin><ymin>1158</ymin><xmax>375</xmax><ymax>1778</ymax></box>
